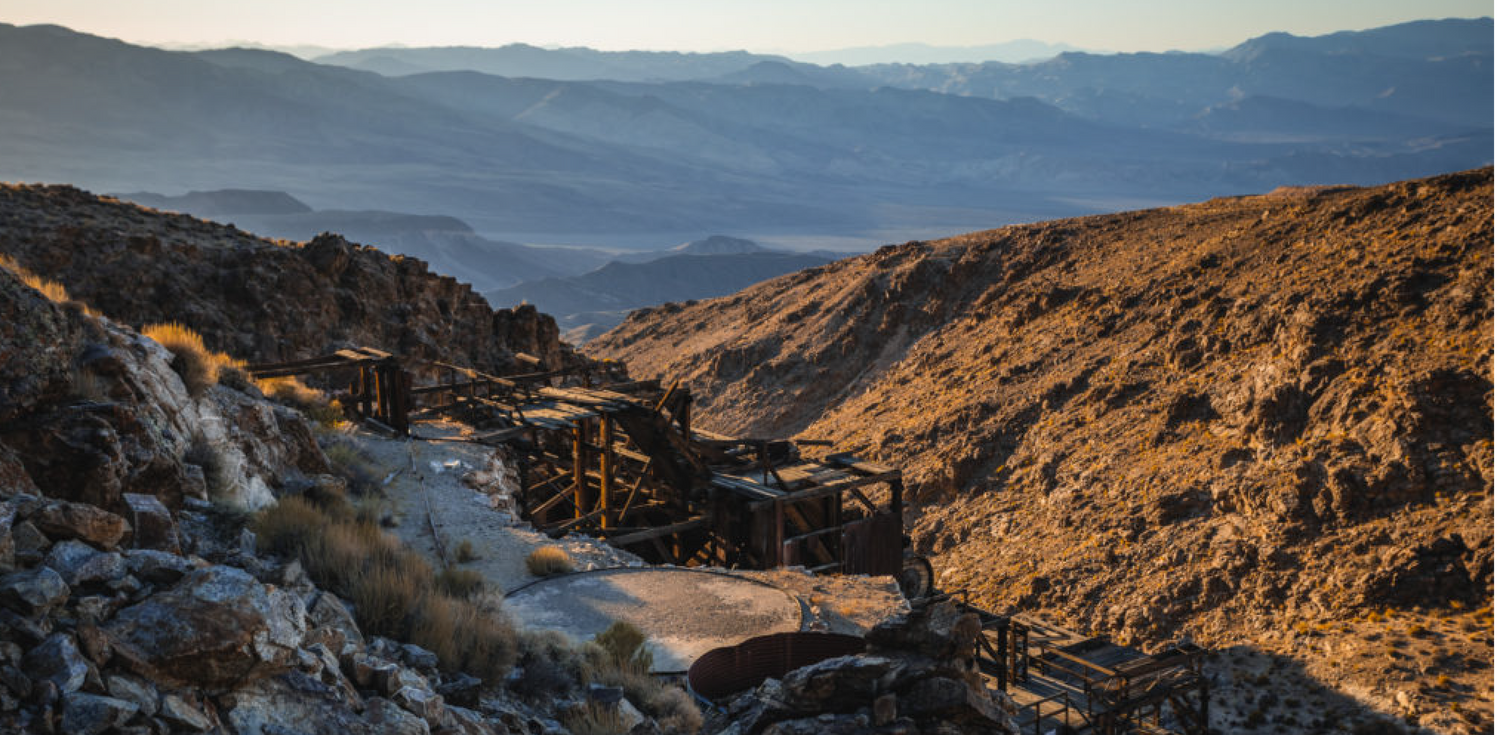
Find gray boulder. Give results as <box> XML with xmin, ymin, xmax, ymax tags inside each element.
<box><xmin>24</xmin><ymin>633</ymin><xmax>90</xmax><ymax>694</ymax></box>
<box><xmin>61</xmin><ymin>692</ymin><xmax>139</xmax><ymax>735</ymax></box>
<box><xmin>104</xmin><ymin>565</ymin><xmax>306</xmax><ymax>689</ymax></box>
<box><xmin>0</xmin><ymin>565</ymin><xmax>69</xmax><ymax>615</ymax></box>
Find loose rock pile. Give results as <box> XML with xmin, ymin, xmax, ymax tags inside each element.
<box><xmin>705</xmin><ymin>601</ymin><xmax>1015</xmax><ymax>735</ymax></box>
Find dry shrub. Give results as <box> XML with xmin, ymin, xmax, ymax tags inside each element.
<box><xmin>412</xmin><ymin>592</ymin><xmax>516</xmax><ymax>684</ymax></box>
<box><xmin>322</xmin><ymin>440</ymin><xmax>384</xmax><ymax>495</ymax></box>
<box><xmin>252</xmin><ymin>496</ymin><xmax>326</xmax><ymax>556</ymax></box>
<box><xmin>586</xmin><ymin>620</ymin><xmax>661</xmax><ymax>706</ymax></box>
<box><xmin>513</xmin><ymin>629</ymin><xmax>585</xmax><ymax>700</ymax></box>
<box><xmin>250</xmin><ymin>492</ymin><xmax>516</xmax><ymax>682</ymax></box>
<box><xmin>525</xmin><ymin>546</ymin><xmax>574</xmax><ymax>577</ymax></box>
<box><xmin>648</xmin><ymin>686</ymin><xmax>704</xmax><ymax>734</ymax></box>
<box><xmin>142</xmin><ymin>322</ymin><xmax>235</xmax><ymax>397</ymax></box>
<box><xmin>0</xmin><ymin>254</ymin><xmax>99</xmax><ymax>316</ymax></box>
<box><xmin>348</xmin><ymin>562</ymin><xmax>424</xmax><ymax>636</ymax></box>
<box><xmin>594</xmin><ymin>620</ymin><xmax>653</xmax><ymax>673</ymax></box>
<box><xmin>455</xmin><ymin>539</ymin><xmax>479</xmax><ymax>562</ymax></box>
<box><xmin>258</xmin><ymin>375</ymin><xmax>345</xmax><ymax>427</ymax></box>
<box><xmin>562</xmin><ymin>701</ymin><xmax>631</xmax><ymax>735</ymax></box>
<box><xmin>437</xmin><ymin>567</ymin><xmax>485</xmax><ymax>599</ymax></box>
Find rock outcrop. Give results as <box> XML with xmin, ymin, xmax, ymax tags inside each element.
<box><xmin>0</xmin><ymin>184</ymin><xmax>577</xmax><ymax>373</ymax></box>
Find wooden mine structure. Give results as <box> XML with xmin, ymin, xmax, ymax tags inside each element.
<box><xmin>962</xmin><ymin>602</ymin><xmax>1210</xmax><ymax>735</ymax></box>
<box><xmin>417</xmin><ymin>360</ymin><xmax>914</xmax><ymax>579</ymax></box>
<box><xmin>245</xmin><ymin>349</ymin><xmax>921</xmax><ymax>585</ymax></box>
<box><xmin>247</xmin><ymin>347</ymin><xmax>1210</xmax><ymax>735</ymax></box>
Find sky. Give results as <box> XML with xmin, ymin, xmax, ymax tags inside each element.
<box><xmin>0</xmin><ymin>0</ymin><xmax>1492</xmax><ymax>54</ymax></box>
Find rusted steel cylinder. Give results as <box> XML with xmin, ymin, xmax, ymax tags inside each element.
<box><xmin>687</xmin><ymin>632</ymin><xmax>866</xmax><ymax>700</ymax></box>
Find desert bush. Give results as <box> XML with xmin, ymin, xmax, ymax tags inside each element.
<box><xmin>258</xmin><ymin>375</ymin><xmax>344</xmax><ymax>427</ymax></box>
<box><xmin>251</xmin><ymin>492</ymin><xmax>516</xmax><ymax>682</ymax></box>
<box><xmin>562</xmin><ymin>702</ymin><xmax>631</xmax><ymax>735</ymax></box>
<box><xmin>455</xmin><ymin>539</ymin><xmax>479</xmax><ymax>562</ymax></box>
<box><xmin>321</xmin><ymin>439</ymin><xmax>384</xmax><ymax>495</ymax></box>
<box><xmin>437</xmin><ymin>567</ymin><xmax>485</xmax><ymax>599</ymax></box>
<box><xmin>594</xmin><ymin>620</ymin><xmax>653</xmax><ymax>673</ymax></box>
<box><xmin>0</xmin><ymin>254</ymin><xmax>99</xmax><ymax>316</ymax></box>
<box><xmin>512</xmin><ymin>629</ymin><xmax>585</xmax><ymax>700</ymax></box>
<box><xmin>412</xmin><ymin>592</ymin><xmax>516</xmax><ymax>684</ymax></box>
<box><xmin>586</xmin><ymin>620</ymin><xmax>661</xmax><ymax>705</ymax></box>
<box><xmin>142</xmin><ymin>322</ymin><xmax>235</xmax><ymax>397</ymax></box>
<box><xmin>525</xmin><ymin>545</ymin><xmax>574</xmax><ymax>577</ymax></box>
<box><xmin>648</xmin><ymin>686</ymin><xmax>704</xmax><ymax>734</ymax></box>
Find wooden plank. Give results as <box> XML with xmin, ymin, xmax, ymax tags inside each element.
<box><xmin>748</xmin><ymin>471</ymin><xmax>901</xmax><ymax>510</ymax></box>
<box><xmin>608</xmin><ymin>516</ymin><xmax>707</xmax><ymax>546</ymax></box>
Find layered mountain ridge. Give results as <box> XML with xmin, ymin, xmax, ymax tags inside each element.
<box><xmin>589</xmin><ymin>169</ymin><xmax>1495</xmax><ymax>729</ymax></box>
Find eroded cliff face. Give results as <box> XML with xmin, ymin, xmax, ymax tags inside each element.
<box><xmin>0</xmin><ymin>266</ymin><xmax>330</xmax><ymax>514</ymax></box>
<box><xmin>0</xmin><ymin>184</ymin><xmax>575</xmax><ymax>373</ymax></box>
<box><xmin>591</xmin><ymin>169</ymin><xmax>1494</xmax><ymax>731</ymax></box>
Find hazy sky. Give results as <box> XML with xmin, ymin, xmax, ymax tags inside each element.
<box><xmin>2</xmin><ymin>0</ymin><xmax>1492</xmax><ymax>53</ymax></box>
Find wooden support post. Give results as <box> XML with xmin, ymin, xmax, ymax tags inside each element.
<box><xmin>572</xmin><ymin>420</ymin><xmax>587</xmax><ymax>521</ymax></box>
<box><xmin>359</xmin><ymin>365</ymin><xmax>373</xmax><ymax>419</ymax></box>
<box><xmin>599</xmin><ymin>415</ymin><xmax>614</xmax><ymax>530</ymax></box>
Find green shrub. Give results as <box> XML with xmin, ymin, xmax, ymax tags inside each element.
<box><xmin>437</xmin><ymin>567</ymin><xmax>485</xmax><ymax>599</ymax></box>
<box><xmin>562</xmin><ymin>701</ymin><xmax>631</xmax><ymax>735</ymax></box>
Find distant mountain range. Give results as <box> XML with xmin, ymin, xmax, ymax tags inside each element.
<box><xmin>485</xmin><ymin>236</ymin><xmax>843</xmax><ymax>343</ymax></box>
<box><xmin>115</xmin><ymin>189</ymin><xmax>615</xmax><ymax>291</ymax></box>
<box><xmin>0</xmin><ymin>18</ymin><xmax>1488</xmax><ymax>255</ymax></box>
<box><xmin>5</xmin><ymin>17</ymin><xmax>1494</xmax><ymax>250</ymax></box>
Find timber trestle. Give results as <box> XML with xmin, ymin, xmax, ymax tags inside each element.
<box><xmin>246</xmin><ymin>347</ymin><xmax>914</xmax><ymax>579</ymax></box>
<box><xmin>956</xmin><ymin>599</ymin><xmax>1210</xmax><ymax>735</ymax></box>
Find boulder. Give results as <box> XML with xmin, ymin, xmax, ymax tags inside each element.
<box><xmin>31</xmin><ymin>500</ymin><xmax>129</xmax><ymax>550</ymax></box>
<box><xmin>104</xmin><ymin>674</ymin><xmax>158</xmax><ymax>717</ymax></box>
<box><xmin>121</xmin><ymin>493</ymin><xmax>178</xmax><ymax>553</ymax></box>
<box><xmin>158</xmin><ymin>692</ymin><xmax>215</xmax><ymax>732</ymax></box>
<box><xmin>0</xmin><ymin>565</ymin><xmax>69</xmax><ymax>616</ymax></box>
<box><xmin>392</xmin><ymin>684</ymin><xmax>445</xmax><ymax>725</ymax></box>
<box><xmin>60</xmin><ymin>692</ymin><xmax>139</xmax><ymax>735</ymax></box>
<box><xmin>224</xmin><ymin>671</ymin><xmax>403</xmax><ymax>735</ymax></box>
<box><xmin>23</xmin><ymin>633</ymin><xmax>90</xmax><ymax>694</ymax></box>
<box><xmin>104</xmin><ymin>565</ymin><xmax>306</xmax><ymax>689</ymax></box>
<box><xmin>43</xmin><ymin>540</ymin><xmax>126</xmax><ymax>586</ymax></box>
<box><xmin>11</xmin><ymin>520</ymin><xmax>49</xmax><ymax>565</ymax></box>
<box><xmin>363</xmin><ymin>696</ymin><xmax>432</xmax><ymax>735</ymax></box>
<box><xmin>123</xmin><ymin>548</ymin><xmax>198</xmax><ymax>585</ymax></box>
<box><xmin>306</xmin><ymin>591</ymin><xmax>364</xmax><ymax>656</ymax></box>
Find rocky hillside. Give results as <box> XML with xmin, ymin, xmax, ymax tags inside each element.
<box><xmin>0</xmin><ymin>184</ymin><xmax>574</xmax><ymax>373</ymax></box>
<box><xmin>592</xmin><ymin>169</ymin><xmax>1494</xmax><ymax>731</ymax></box>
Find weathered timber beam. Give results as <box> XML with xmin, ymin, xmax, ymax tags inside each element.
<box><xmin>607</xmin><ymin>516</ymin><xmax>708</xmax><ymax>546</ymax></box>
<box><xmin>748</xmin><ymin>471</ymin><xmax>901</xmax><ymax>510</ymax></box>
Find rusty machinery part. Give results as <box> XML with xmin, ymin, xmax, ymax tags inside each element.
<box><xmin>898</xmin><ymin>553</ymin><xmax>934</xmax><ymax>599</ymax></box>
<box><xmin>687</xmin><ymin>631</ymin><xmax>866</xmax><ymax>701</ymax></box>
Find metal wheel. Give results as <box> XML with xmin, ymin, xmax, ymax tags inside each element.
<box><xmin>897</xmin><ymin>554</ymin><xmax>934</xmax><ymax>599</ymax></box>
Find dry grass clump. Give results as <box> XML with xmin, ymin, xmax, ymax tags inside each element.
<box><xmin>258</xmin><ymin>375</ymin><xmax>345</xmax><ymax>427</ymax></box>
<box><xmin>436</xmin><ymin>567</ymin><xmax>485</xmax><ymax>599</ymax></box>
<box><xmin>252</xmin><ymin>491</ymin><xmax>516</xmax><ymax>682</ymax></box>
<box><xmin>321</xmin><ymin>439</ymin><xmax>385</xmax><ymax>495</ymax></box>
<box><xmin>0</xmin><ymin>253</ymin><xmax>100</xmax><ymax>316</ymax></box>
<box><xmin>455</xmin><ymin>539</ymin><xmax>479</xmax><ymax>562</ymax></box>
<box><xmin>562</xmin><ymin>701</ymin><xmax>632</xmax><ymax>735</ymax></box>
<box><xmin>142</xmin><ymin>322</ymin><xmax>237</xmax><ymax>397</ymax></box>
<box><xmin>526</xmin><ymin>545</ymin><xmax>574</xmax><ymax>577</ymax></box>
<box><xmin>584</xmin><ymin>621</ymin><xmax>702</xmax><ymax>733</ymax></box>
